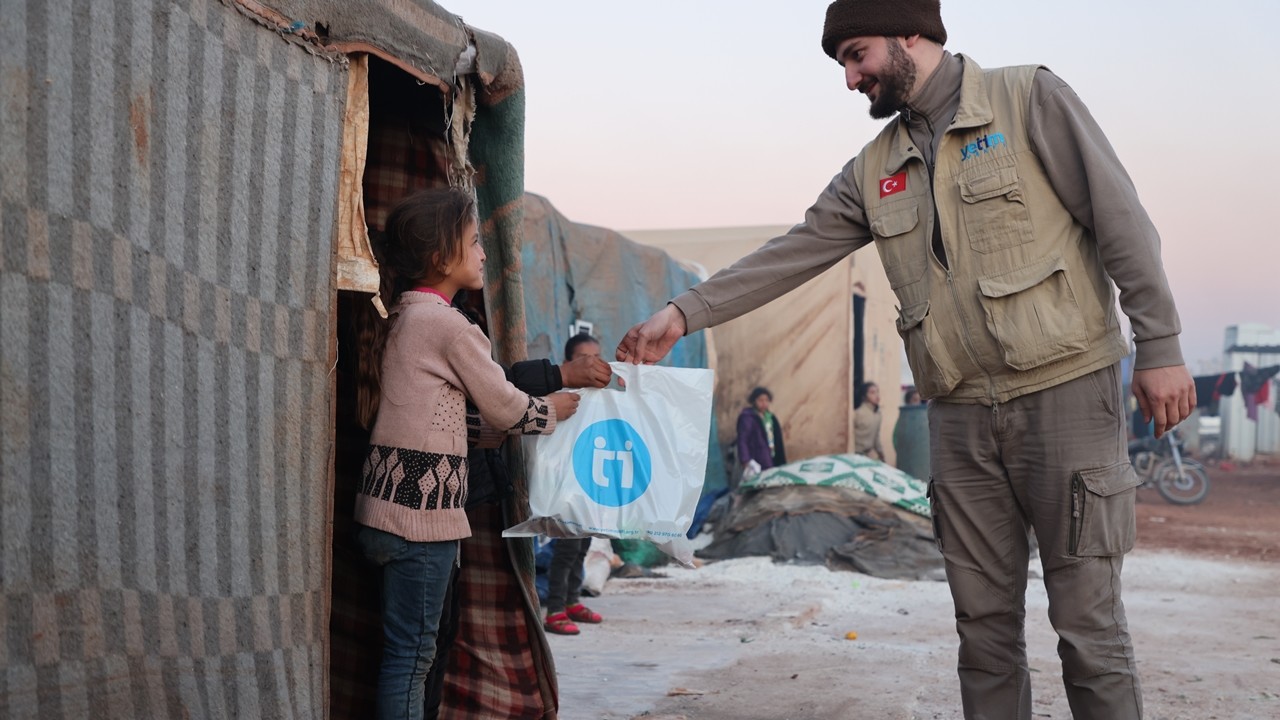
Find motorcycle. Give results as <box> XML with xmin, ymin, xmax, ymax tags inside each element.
<box><xmin>1127</xmin><ymin>429</ymin><xmax>1211</xmax><ymax>505</ymax></box>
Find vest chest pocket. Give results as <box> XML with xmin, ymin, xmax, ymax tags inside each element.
<box><xmin>870</xmin><ymin>201</ymin><xmax>928</xmax><ymax>289</ymax></box>
<box><xmin>977</xmin><ymin>257</ymin><xmax>1089</xmax><ymax>371</ymax></box>
<box><xmin>958</xmin><ymin>165</ymin><xmax>1035</xmax><ymax>254</ymax></box>
<box><xmin>895</xmin><ymin>300</ymin><xmax>962</xmax><ymax>400</ymax></box>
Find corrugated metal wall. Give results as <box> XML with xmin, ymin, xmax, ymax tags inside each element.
<box><xmin>0</xmin><ymin>0</ymin><xmax>344</xmax><ymax>716</ymax></box>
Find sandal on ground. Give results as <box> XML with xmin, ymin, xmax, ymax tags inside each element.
<box><xmin>565</xmin><ymin>603</ymin><xmax>603</xmax><ymax>624</ymax></box>
<box><xmin>544</xmin><ymin>611</ymin><xmax>580</xmax><ymax>635</ymax></box>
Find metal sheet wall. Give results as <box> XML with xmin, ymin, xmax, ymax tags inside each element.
<box><xmin>0</xmin><ymin>0</ymin><xmax>344</xmax><ymax>716</ymax></box>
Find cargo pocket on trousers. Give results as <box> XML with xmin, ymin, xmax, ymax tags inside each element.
<box><xmin>927</xmin><ymin>477</ymin><xmax>944</xmax><ymax>553</ymax></box>
<box><xmin>1068</xmin><ymin>462</ymin><xmax>1142</xmax><ymax>557</ymax></box>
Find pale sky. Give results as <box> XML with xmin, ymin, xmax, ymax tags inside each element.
<box><xmin>446</xmin><ymin>0</ymin><xmax>1280</xmax><ymax>371</ymax></box>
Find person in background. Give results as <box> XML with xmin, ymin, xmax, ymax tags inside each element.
<box><xmin>854</xmin><ymin>381</ymin><xmax>885</xmax><ymax>460</ymax></box>
<box><xmin>736</xmin><ymin>386</ymin><xmax>787</xmax><ymax>484</ymax></box>
<box><xmin>543</xmin><ymin>333</ymin><xmax>609</xmax><ymax>636</ymax></box>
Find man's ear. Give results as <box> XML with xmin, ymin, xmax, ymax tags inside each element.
<box><xmin>903</xmin><ymin>34</ymin><xmax>922</xmax><ymax>48</ymax></box>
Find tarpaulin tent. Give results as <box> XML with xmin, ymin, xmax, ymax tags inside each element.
<box><xmin>0</xmin><ymin>0</ymin><xmax>550</xmax><ymax>717</ymax></box>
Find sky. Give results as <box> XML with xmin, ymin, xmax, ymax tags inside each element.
<box><xmin>445</xmin><ymin>0</ymin><xmax>1280</xmax><ymax>372</ymax></box>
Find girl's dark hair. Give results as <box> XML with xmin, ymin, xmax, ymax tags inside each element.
<box><xmin>357</xmin><ymin>187</ymin><xmax>477</xmax><ymax>429</ymax></box>
<box><xmin>854</xmin><ymin>381</ymin><xmax>878</xmax><ymax>408</ymax></box>
<box><xmin>748</xmin><ymin>386</ymin><xmax>772</xmax><ymax>404</ymax></box>
<box><xmin>564</xmin><ymin>332</ymin><xmax>599</xmax><ymax>362</ymax></box>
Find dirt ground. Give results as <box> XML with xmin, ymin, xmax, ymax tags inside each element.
<box><xmin>1136</xmin><ymin>461</ymin><xmax>1280</xmax><ymax>561</ymax></box>
<box><xmin>550</xmin><ymin>462</ymin><xmax>1280</xmax><ymax>720</ymax></box>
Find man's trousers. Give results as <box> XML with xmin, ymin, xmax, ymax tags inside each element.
<box><xmin>928</xmin><ymin>363</ymin><xmax>1143</xmax><ymax>720</ymax></box>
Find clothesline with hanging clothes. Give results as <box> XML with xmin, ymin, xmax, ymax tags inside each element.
<box><xmin>1241</xmin><ymin>363</ymin><xmax>1280</xmax><ymax>422</ymax></box>
<box><xmin>1192</xmin><ymin>371</ymin><xmax>1238</xmax><ymax>408</ymax></box>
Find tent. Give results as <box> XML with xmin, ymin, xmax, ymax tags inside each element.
<box><xmin>698</xmin><ymin>455</ymin><xmax>944</xmax><ymax>581</ymax></box>
<box><xmin>0</xmin><ymin>1</ymin><xmax>552</xmax><ymax>717</ymax></box>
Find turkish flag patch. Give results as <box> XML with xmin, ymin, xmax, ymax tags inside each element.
<box><xmin>879</xmin><ymin>172</ymin><xmax>907</xmax><ymax>198</ymax></box>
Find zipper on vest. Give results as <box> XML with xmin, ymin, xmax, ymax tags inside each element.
<box><xmin>910</xmin><ymin>109</ymin><xmax>949</xmax><ymax>269</ymax></box>
<box><xmin>945</xmin><ymin>270</ymin><xmax>997</xmax><ymax>400</ymax></box>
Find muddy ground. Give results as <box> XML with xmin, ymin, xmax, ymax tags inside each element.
<box><xmin>550</xmin><ymin>462</ymin><xmax>1280</xmax><ymax>720</ymax></box>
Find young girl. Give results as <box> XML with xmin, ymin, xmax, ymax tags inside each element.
<box><xmin>355</xmin><ymin>187</ymin><xmax>578</xmax><ymax>720</ymax></box>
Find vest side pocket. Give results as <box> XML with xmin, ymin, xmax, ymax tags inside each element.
<box><xmin>870</xmin><ymin>200</ymin><xmax>928</xmax><ymax>289</ymax></box>
<box><xmin>895</xmin><ymin>300</ymin><xmax>963</xmax><ymax>399</ymax></box>
<box><xmin>958</xmin><ymin>163</ymin><xmax>1035</xmax><ymax>254</ymax></box>
<box><xmin>976</xmin><ymin>257</ymin><xmax>1089</xmax><ymax>371</ymax></box>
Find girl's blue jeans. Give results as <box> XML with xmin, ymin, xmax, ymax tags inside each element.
<box><xmin>354</xmin><ymin>524</ymin><xmax>459</xmax><ymax>720</ymax></box>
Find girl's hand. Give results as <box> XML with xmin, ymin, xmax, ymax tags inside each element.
<box><xmin>548</xmin><ymin>392</ymin><xmax>580</xmax><ymax>421</ymax></box>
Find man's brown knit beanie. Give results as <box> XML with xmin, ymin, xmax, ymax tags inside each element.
<box><xmin>821</xmin><ymin>0</ymin><xmax>947</xmax><ymax>59</ymax></box>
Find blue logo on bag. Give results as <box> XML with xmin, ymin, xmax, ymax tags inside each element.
<box><xmin>572</xmin><ymin>419</ymin><xmax>652</xmax><ymax>507</ymax></box>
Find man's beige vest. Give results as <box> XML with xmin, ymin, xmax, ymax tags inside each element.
<box><xmin>856</xmin><ymin>56</ymin><xmax>1129</xmax><ymax>403</ymax></box>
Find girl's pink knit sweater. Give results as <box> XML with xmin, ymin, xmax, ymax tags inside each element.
<box><xmin>355</xmin><ymin>292</ymin><xmax>556</xmax><ymax>541</ymax></box>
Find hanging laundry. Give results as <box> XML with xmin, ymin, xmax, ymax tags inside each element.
<box><xmin>1240</xmin><ymin>363</ymin><xmax>1280</xmax><ymax>422</ymax></box>
<box><xmin>1192</xmin><ymin>372</ymin><xmax>1238</xmax><ymax>409</ymax></box>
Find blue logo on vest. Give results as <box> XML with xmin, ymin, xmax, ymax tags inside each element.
<box><xmin>960</xmin><ymin>132</ymin><xmax>1006</xmax><ymax>161</ymax></box>
<box><xmin>572</xmin><ymin>419</ymin><xmax>652</xmax><ymax>507</ymax></box>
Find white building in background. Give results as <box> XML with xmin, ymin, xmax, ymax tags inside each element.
<box><xmin>1221</xmin><ymin>323</ymin><xmax>1280</xmax><ymax>462</ymax></box>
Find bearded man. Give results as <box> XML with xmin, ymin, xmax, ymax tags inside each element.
<box><xmin>617</xmin><ymin>1</ymin><xmax>1194</xmax><ymax>718</ymax></box>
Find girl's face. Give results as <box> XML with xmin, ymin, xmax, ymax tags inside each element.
<box><xmin>865</xmin><ymin>384</ymin><xmax>880</xmax><ymax>407</ymax></box>
<box><xmin>451</xmin><ymin>219</ymin><xmax>485</xmax><ymax>291</ymax></box>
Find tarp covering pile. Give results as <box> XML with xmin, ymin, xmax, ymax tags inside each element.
<box><xmin>700</xmin><ymin>455</ymin><xmax>944</xmax><ymax>581</ymax></box>
<box><xmin>742</xmin><ymin>454</ymin><xmax>930</xmax><ymax>517</ymax></box>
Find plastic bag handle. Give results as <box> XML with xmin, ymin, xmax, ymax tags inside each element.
<box><xmin>609</xmin><ymin>361</ymin><xmax>641</xmax><ymax>391</ymax></box>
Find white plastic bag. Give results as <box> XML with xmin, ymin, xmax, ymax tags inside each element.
<box><xmin>505</xmin><ymin>363</ymin><xmax>713</xmax><ymax>566</ymax></box>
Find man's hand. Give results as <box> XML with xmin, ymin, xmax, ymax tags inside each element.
<box><xmin>616</xmin><ymin>304</ymin><xmax>687</xmax><ymax>364</ymax></box>
<box><xmin>1131</xmin><ymin>365</ymin><xmax>1196</xmax><ymax>439</ymax></box>
<box><xmin>548</xmin><ymin>392</ymin><xmax>580</xmax><ymax>422</ymax></box>
<box><xmin>560</xmin><ymin>355</ymin><xmax>612</xmax><ymax>389</ymax></box>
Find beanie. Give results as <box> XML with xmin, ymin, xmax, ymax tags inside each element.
<box><xmin>821</xmin><ymin>0</ymin><xmax>947</xmax><ymax>60</ymax></box>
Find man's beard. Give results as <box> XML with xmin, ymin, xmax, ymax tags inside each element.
<box><xmin>868</xmin><ymin>39</ymin><xmax>917</xmax><ymax>119</ymax></box>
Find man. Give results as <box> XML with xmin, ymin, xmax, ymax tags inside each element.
<box><xmin>616</xmin><ymin>1</ymin><xmax>1194</xmax><ymax>718</ymax></box>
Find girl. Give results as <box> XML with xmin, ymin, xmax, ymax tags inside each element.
<box><xmin>355</xmin><ymin>187</ymin><xmax>578</xmax><ymax>720</ymax></box>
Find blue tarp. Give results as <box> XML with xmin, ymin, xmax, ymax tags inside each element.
<box><xmin>520</xmin><ymin>193</ymin><xmax>728</xmax><ymax>492</ymax></box>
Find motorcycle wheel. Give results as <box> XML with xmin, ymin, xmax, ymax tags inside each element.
<box><xmin>1154</xmin><ymin>460</ymin><xmax>1210</xmax><ymax>505</ymax></box>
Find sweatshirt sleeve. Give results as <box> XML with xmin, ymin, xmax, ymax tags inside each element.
<box><xmin>1026</xmin><ymin>68</ymin><xmax>1183</xmax><ymax>369</ymax></box>
<box><xmin>671</xmin><ymin>159</ymin><xmax>874</xmax><ymax>333</ymax></box>
<box><xmin>506</xmin><ymin>359</ymin><xmax>564</xmax><ymax>396</ymax></box>
<box><xmin>447</xmin><ymin>324</ymin><xmax>557</xmax><ymax>436</ymax></box>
